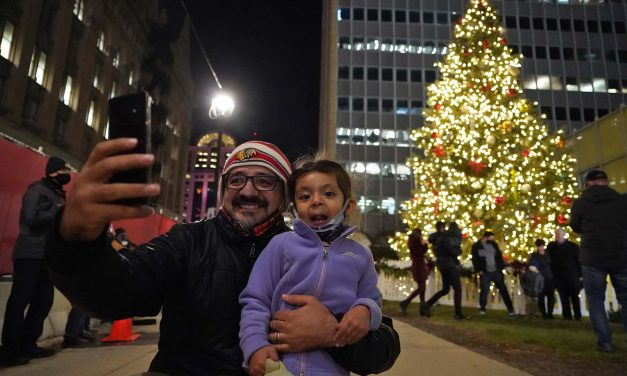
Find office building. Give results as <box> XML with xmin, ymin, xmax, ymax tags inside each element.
<box><xmin>0</xmin><ymin>0</ymin><xmax>194</xmax><ymax>216</ymax></box>
<box><xmin>182</xmin><ymin>132</ymin><xmax>236</xmax><ymax>222</ymax></box>
<box><xmin>320</xmin><ymin>0</ymin><xmax>627</xmax><ymax>237</ymax></box>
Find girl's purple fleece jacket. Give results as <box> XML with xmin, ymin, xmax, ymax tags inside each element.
<box><xmin>239</xmin><ymin>220</ymin><xmax>382</xmax><ymax>376</ymax></box>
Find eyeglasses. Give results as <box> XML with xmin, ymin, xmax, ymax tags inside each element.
<box><xmin>224</xmin><ymin>174</ymin><xmax>280</xmax><ymax>191</ymax></box>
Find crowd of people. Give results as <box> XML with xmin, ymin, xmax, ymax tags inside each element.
<box><xmin>401</xmin><ymin>170</ymin><xmax>626</xmax><ymax>353</ymax></box>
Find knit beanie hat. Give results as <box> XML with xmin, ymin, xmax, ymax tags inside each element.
<box><xmin>45</xmin><ymin>156</ymin><xmax>68</xmax><ymax>175</ymax></box>
<box><xmin>218</xmin><ymin>141</ymin><xmax>292</xmax><ymax>206</ymax></box>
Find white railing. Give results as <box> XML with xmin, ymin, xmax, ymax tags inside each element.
<box><xmin>379</xmin><ymin>270</ymin><xmax>622</xmax><ymax>316</ymax></box>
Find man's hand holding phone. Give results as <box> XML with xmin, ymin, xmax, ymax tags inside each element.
<box><xmin>59</xmin><ymin>138</ymin><xmax>160</xmax><ymax>242</ymax></box>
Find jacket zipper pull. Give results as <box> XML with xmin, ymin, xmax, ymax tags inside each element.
<box><xmin>249</xmin><ymin>243</ymin><xmax>256</xmax><ymax>258</ymax></box>
<box><xmin>322</xmin><ymin>244</ymin><xmax>329</xmax><ymax>260</ymax></box>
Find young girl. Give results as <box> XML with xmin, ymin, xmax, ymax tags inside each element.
<box><xmin>239</xmin><ymin>158</ymin><xmax>381</xmax><ymax>376</ymax></box>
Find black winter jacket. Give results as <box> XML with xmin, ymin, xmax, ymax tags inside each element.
<box><xmin>434</xmin><ymin>229</ymin><xmax>462</xmax><ymax>269</ymax></box>
<box><xmin>46</xmin><ymin>211</ymin><xmax>399</xmax><ymax>375</ymax></box>
<box><xmin>471</xmin><ymin>240</ymin><xmax>505</xmax><ymax>273</ymax></box>
<box><xmin>546</xmin><ymin>240</ymin><xmax>582</xmax><ymax>282</ymax></box>
<box><xmin>570</xmin><ymin>185</ymin><xmax>627</xmax><ymax>269</ymax></box>
<box><xmin>13</xmin><ymin>178</ymin><xmax>65</xmax><ymax>259</ymax></box>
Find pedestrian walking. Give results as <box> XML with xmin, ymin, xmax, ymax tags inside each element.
<box><xmin>400</xmin><ymin>228</ymin><xmax>430</xmax><ymax>313</ymax></box>
<box><xmin>570</xmin><ymin>169</ymin><xmax>627</xmax><ymax>352</ymax></box>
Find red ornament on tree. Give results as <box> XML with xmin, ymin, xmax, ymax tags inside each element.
<box><xmin>464</xmin><ymin>49</ymin><xmax>471</xmax><ymax>57</ymax></box>
<box><xmin>495</xmin><ymin>196</ymin><xmax>505</xmax><ymax>205</ymax></box>
<box><xmin>434</xmin><ymin>103</ymin><xmax>442</xmax><ymax>111</ymax></box>
<box><xmin>432</xmin><ymin>145</ymin><xmax>445</xmax><ymax>158</ymax></box>
<box><xmin>508</xmin><ymin>88</ymin><xmax>517</xmax><ymax>96</ymax></box>
<box><xmin>521</xmin><ymin>149</ymin><xmax>530</xmax><ymax>158</ymax></box>
<box><xmin>561</xmin><ymin>196</ymin><xmax>572</xmax><ymax>205</ymax></box>
<box><xmin>462</xmin><ymin>233</ymin><xmax>469</xmax><ymax>239</ymax></box>
<box><xmin>482</xmin><ymin>39</ymin><xmax>490</xmax><ymax>50</ymax></box>
<box><xmin>431</xmin><ymin>132</ymin><xmax>439</xmax><ymax>139</ymax></box>
<box><xmin>557</xmin><ymin>214</ymin><xmax>567</xmax><ymax>225</ymax></box>
<box><xmin>500</xmin><ymin>38</ymin><xmax>507</xmax><ymax>46</ymax></box>
<box><xmin>468</xmin><ymin>160</ymin><xmax>488</xmax><ymax>174</ymax></box>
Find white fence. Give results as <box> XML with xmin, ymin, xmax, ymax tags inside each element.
<box><xmin>378</xmin><ymin>270</ymin><xmax>622</xmax><ymax>316</ymax></box>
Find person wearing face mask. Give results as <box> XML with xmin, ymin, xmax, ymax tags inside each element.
<box><xmin>1</xmin><ymin>156</ymin><xmax>70</xmax><ymax>366</ymax></box>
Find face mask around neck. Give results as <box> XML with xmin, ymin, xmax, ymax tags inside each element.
<box><xmin>295</xmin><ymin>199</ymin><xmax>350</xmax><ymax>233</ymax></box>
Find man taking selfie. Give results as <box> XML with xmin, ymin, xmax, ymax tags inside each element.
<box><xmin>46</xmin><ymin>140</ymin><xmax>399</xmax><ymax>375</ymax></box>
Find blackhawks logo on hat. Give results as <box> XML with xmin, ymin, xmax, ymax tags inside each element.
<box><xmin>236</xmin><ymin>148</ymin><xmax>257</xmax><ymax>161</ymax></box>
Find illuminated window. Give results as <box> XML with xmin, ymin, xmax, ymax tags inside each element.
<box><xmin>350</xmin><ymin>162</ymin><xmax>366</xmax><ymax>174</ymax></box>
<box><xmin>352</xmin><ymin>128</ymin><xmax>365</xmax><ymax>144</ymax></box>
<box><xmin>91</xmin><ymin>65</ymin><xmax>100</xmax><ymax>90</ymax></box>
<box><xmin>592</xmin><ymin>78</ymin><xmax>607</xmax><ymax>92</ymax></box>
<box><xmin>336</xmin><ymin>127</ymin><xmax>350</xmax><ymax>144</ymax></box>
<box><xmin>97</xmin><ymin>31</ymin><xmax>105</xmax><ymax>52</ymax></box>
<box><xmin>381</xmin><ymin>197</ymin><xmax>396</xmax><ymax>215</ymax></box>
<box><xmin>579</xmin><ymin>78</ymin><xmax>593</xmax><ymax>92</ymax></box>
<box><xmin>1</xmin><ymin>21</ymin><xmax>15</xmax><ymax>60</ymax></box>
<box><xmin>381</xmin><ymin>130</ymin><xmax>395</xmax><ymax>144</ymax></box>
<box><xmin>109</xmin><ymin>81</ymin><xmax>117</xmax><ymax>99</ymax></box>
<box><xmin>366</xmin><ymin>163</ymin><xmax>380</xmax><ymax>175</ymax></box>
<box><xmin>60</xmin><ymin>75</ymin><xmax>73</xmax><ymax>106</ymax></box>
<box><xmin>86</xmin><ymin>100</ymin><xmax>95</xmax><ymax>127</ymax></box>
<box><xmin>73</xmin><ymin>0</ymin><xmax>84</xmax><ymax>21</ymax></box>
<box><xmin>28</xmin><ymin>50</ymin><xmax>47</xmax><ymax>86</ymax></box>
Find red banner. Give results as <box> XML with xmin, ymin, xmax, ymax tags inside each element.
<box><xmin>0</xmin><ymin>137</ymin><xmax>177</xmax><ymax>275</ymax></box>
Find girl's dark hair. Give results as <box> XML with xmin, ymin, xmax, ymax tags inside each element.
<box><xmin>288</xmin><ymin>156</ymin><xmax>352</xmax><ymax>204</ymax></box>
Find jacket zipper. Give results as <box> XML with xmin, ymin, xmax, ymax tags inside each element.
<box><xmin>301</xmin><ymin>238</ymin><xmax>331</xmax><ymax>375</ymax></box>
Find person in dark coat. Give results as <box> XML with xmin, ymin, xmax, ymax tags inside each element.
<box><xmin>421</xmin><ymin>222</ymin><xmax>467</xmax><ymax>320</ymax></box>
<box><xmin>45</xmin><ymin>140</ymin><xmax>399</xmax><ymax>375</ymax></box>
<box><xmin>546</xmin><ymin>228</ymin><xmax>583</xmax><ymax>320</ymax></box>
<box><xmin>400</xmin><ymin>228</ymin><xmax>430</xmax><ymax>313</ymax></box>
<box><xmin>529</xmin><ymin>239</ymin><xmax>556</xmax><ymax>319</ymax></box>
<box><xmin>570</xmin><ymin>169</ymin><xmax>627</xmax><ymax>352</ymax></box>
<box><xmin>1</xmin><ymin>157</ymin><xmax>70</xmax><ymax>366</ymax></box>
<box><xmin>471</xmin><ymin>231</ymin><xmax>516</xmax><ymax>315</ymax></box>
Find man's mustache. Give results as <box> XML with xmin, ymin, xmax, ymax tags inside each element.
<box><xmin>232</xmin><ymin>195</ymin><xmax>268</xmax><ymax>208</ymax></box>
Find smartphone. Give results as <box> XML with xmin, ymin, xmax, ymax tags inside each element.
<box><xmin>108</xmin><ymin>91</ymin><xmax>153</xmax><ymax>205</ymax></box>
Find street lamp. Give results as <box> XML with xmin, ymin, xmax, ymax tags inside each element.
<box><xmin>209</xmin><ymin>93</ymin><xmax>235</xmax><ymax>210</ymax></box>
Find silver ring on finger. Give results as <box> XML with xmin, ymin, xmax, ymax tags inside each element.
<box><xmin>275</xmin><ymin>332</ymin><xmax>280</xmax><ymax>343</ymax></box>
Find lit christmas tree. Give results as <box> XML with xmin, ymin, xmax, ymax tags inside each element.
<box><xmin>390</xmin><ymin>0</ymin><xmax>578</xmax><ymax>262</ymax></box>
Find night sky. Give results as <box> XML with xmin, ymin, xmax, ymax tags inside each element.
<box><xmin>163</xmin><ymin>1</ymin><xmax>323</xmax><ymax>161</ymax></box>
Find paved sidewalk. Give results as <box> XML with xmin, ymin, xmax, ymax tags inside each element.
<box><xmin>1</xmin><ymin>320</ymin><xmax>530</xmax><ymax>375</ymax></box>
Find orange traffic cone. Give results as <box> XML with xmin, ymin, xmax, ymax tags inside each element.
<box><xmin>101</xmin><ymin>318</ymin><xmax>141</xmax><ymax>342</ymax></box>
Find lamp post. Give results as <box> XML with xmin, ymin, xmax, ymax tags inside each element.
<box><xmin>209</xmin><ymin>93</ymin><xmax>235</xmax><ymax>210</ymax></box>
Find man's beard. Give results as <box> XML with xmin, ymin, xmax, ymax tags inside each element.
<box><xmin>230</xmin><ymin>195</ymin><xmax>269</xmax><ymax>230</ymax></box>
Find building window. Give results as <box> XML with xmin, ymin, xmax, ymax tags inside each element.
<box><xmin>410</xmin><ymin>69</ymin><xmax>422</xmax><ymax>83</ymax></box>
<box><xmin>367</xmin><ymin>98</ymin><xmax>378</xmax><ymax>112</ymax></box>
<box><xmin>423</xmin><ymin>12</ymin><xmax>433</xmax><ymax>24</ymax></box>
<box><xmin>437</xmin><ymin>13</ymin><xmax>448</xmax><ymax>25</ymax></box>
<box><xmin>338</xmin><ymin>97</ymin><xmax>349</xmax><ymax>111</ymax></box>
<box><xmin>505</xmin><ymin>16</ymin><xmax>516</xmax><ymax>28</ymax></box>
<box><xmin>60</xmin><ymin>75</ymin><xmax>73</xmax><ymax>106</ymax></box>
<box><xmin>560</xmin><ymin>19</ymin><xmax>571</xmax><ymax>31</ymax></box>
<box><xmin>28</xmin><ymin>50</ymin><xmax>47</xmax><ymax>86</ymax></box>
<box><xmin>569</xmin><ymin>108</ymin><xmax>581</xmax><ymax>121</ymax></box>
<box><xmin>1</xmin><ymin>21</ymin><xmax>15</xmax><ymax>60</ymax></box>
<box><xmin>353</xmin><ymin>8</ymin><xmax>364</xmax><ymax>21</ymax></box>
<box><xmin>86</xmin><ymin>100</ymin><xmax>96</xmax><ymax>127</ymax></box>
<box><xmin>425</xmin><ymin>70</ymin><xmax>436</xmax><ymax>83</ymax></box>
<box><xmin>549</xmin><ymin>47</ymin><xmax>561</xmax><ymax>59</ymax></box>
<box><xmin>586</xmin><ymin>20</ymin><xmax>598</xmax><ymax>33</ymax></box>
<box><xmin>352</xmin><ymin>97</ymin><xmax>364</xmax><ymax>111</ymax></box>
<box><xmin>93</xmin><ymin>64</ymin><xmax>101</xmax><ymax>90</ymax></box>
<box><xmin>338</xmin><ymin>8</ymin><xmax>349</xmax><ymax>21</ymax></box>
<box><xmin>573</xmin><ymin>19</ymin><xmax>585</xmax><ymax>32</ymax></box>
<box><xmin>409</xmin><ymin>11</ymin><xmax>420</xmax><ymax>23</ymax></box>
<box><xmin>352</xmin><ymin>67</ymin><xmax>363</xmax><ymax>80</ymax></box>
<box><xmin>367</xmin><ymin>9</ymin><xmax>378</xmax><ymax>21</ymax></box>
<box><xmin>519</xmin><ymin>17</ymin><xmax>530</xmax><ymax>29</ymax></box>
<box><xmin>546</xmin><ymin>18</ymin><xmax>558</xmax><ymax>31</ymax></box>
<box><xmin>73</xmin><ymin>0</ymin><xmax>84</xmax><ymax>21</ymax></box>
<box><xmin>395</xmin><ymin>10</ymin><xmax>406</xmax><ymax>23</ymax></box>
<box><xmin>367</xmin><ymin>67</ymin><xmax>378</xmax><ymax>80</ymax></box>
<box><xmin>381</xmin><ymin>10</ymin><xmax>392</xmax><ymax>22</ymax></box>
<box><xmin>396</xmin><ymin>69</ymin><xmax>407</xmax><ymax>82</ymax></box>
<box><xmin>110</xmin><ymin>81</ymin><xmax>117</xmax><ymax>99</ymax></box>
<box><xmin>97</xmin><ymin>31</ymin><xmax>105</xmax><ymax>52</ymax></box>
<box><xmin>382</xmin><ymin>99</ymin><xmax>394</xmax><ymax>112</ymax></box>
<box><xmin>112</xmin><ymin>50</ymin><xmax>120</xmax><ymax>67</ymax></box>
<box><xmin>382</xmin><ymin>68</ymin><xmax>393</xmax><ymax>81</ymax></box>
<box><xmin>533</xmin><ymin>18</ymin><xmax>544</xmax><ymax>30</ymax></box>
<box><xmin>338</xmin><ymin>66</ymin><xmax>349</xmax><ymax>79</ymax></box>
<box><xmin>535</xmin><ymin>46</ymin><xmax>546</xmax><ymax>59</ymax></box>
